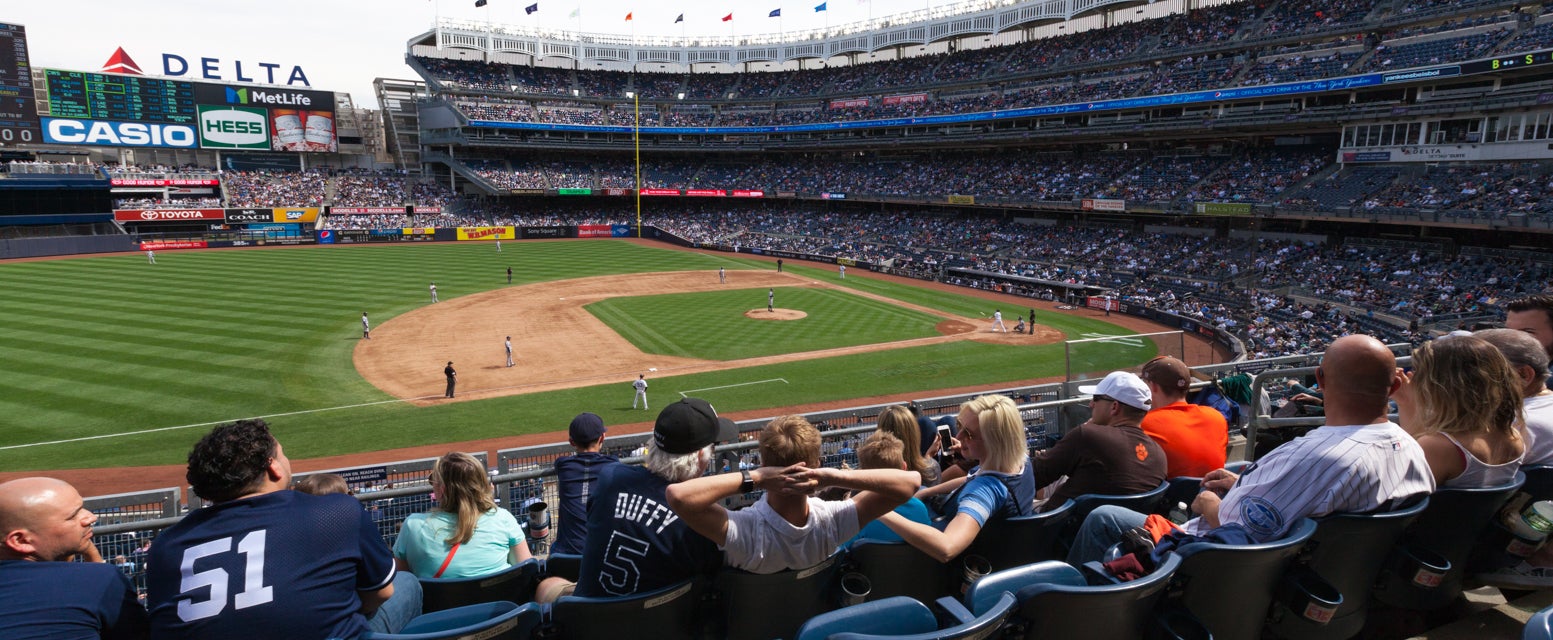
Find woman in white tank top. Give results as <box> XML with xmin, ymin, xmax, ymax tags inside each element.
<box><xmin>1393</xmin><ymin>335</ymin><xmax>1526</xmax><ymax>489</ymax></box>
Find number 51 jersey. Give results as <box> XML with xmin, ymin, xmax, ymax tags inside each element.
<box><xmin>146</xmin><ymin>490</ymin><xmax>395</xmax><ymax>640</ymax></box>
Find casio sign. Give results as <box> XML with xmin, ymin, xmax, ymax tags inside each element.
<box><xmin>43</xmin><ymin>118</ymin><xmax>198</xmax><ymax>148</ymax></box>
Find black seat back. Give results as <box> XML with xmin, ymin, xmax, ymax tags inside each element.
<box><xmin>845</xmin><ymin>540</ymin><xmax>952</xmax><ymax>604</ymax></box>
<box><xmin>1169</xmin><ymin>518</ymin><xmax>1317</xmax><ymax>640</ymax></box>
<box><xmin>1376</xmin><ymin>473</ymin><xmax>1523</xmax><ymax>610</ymax></box>
<box><xmin>717</xmin><ymin>555</ymin><xmax>843</xmax><ymax>640</ymax></box>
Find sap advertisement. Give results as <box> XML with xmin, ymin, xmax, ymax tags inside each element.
<box><xmin>38</xmin><ymin>67</ymin><xmax>336</xmax><ymax>152</ymax></box>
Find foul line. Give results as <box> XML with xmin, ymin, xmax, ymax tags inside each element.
<box><xmin>678</xmin><ymin>378</ymin><xmax>789</xmax><ymax>398</ymax></box>
<box><xmin>0</xmin><ymin>396</ymin><xmax>439</xmax><ymax>452</ymax></box>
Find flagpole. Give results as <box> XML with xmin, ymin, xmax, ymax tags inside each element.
<box><xmin>634</xmin><ymin>92</ymin><xmax>641</xmax><ymax>238</ymax></box>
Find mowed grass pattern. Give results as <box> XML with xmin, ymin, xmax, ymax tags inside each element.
<box><xmin>0</xmin><ymin>241</ymin><xmax>1153</xmax><ymax>470</ymax></box>
<box><xmin>586</xmin><ymin>287</ymin><xmax>945</xmax><ymax>360</ymax></box>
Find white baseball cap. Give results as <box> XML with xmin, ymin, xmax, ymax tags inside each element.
<box><xmin>1077</xmin><ymin>371</ymin><xmax>1153</xmax><ymax>411</ymax></box>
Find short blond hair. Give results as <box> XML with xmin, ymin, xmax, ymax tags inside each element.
<box><xmin>759</xmin><ymin>415</ymin><xmax>822</xmax><ymax>468</ymax></box>
<box><xmin>294</xmin><ymin>473</ymin><xmax>349</xmax><ymax>496</ymax></box>
<box><xmin>858</xmin><ymin>431</ymin><xmax>906</xmax><ymax>471</ymax></box>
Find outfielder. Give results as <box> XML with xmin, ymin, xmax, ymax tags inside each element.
<box><xmin>429</xmin><ymin>282</ymin><xmax>439</xmax><ymax>303</ymax></box>
<box><xmin>496</xmin><ymin>240</ymin><xmax>502</xmax><ymax>252</ymax></box>
<box><xmin>632</xmin><ymin>374</ymin><xmax>649</xmax><ymax>409</ymax></box>
<box><xmin>507</xmin><ymin>267</ymin><xmax>513</xmax><ymax>284</ymax></box>
<box><xmin>992</xmin><ymin>309</ymin><xmax>1007</xmax><ymax>332</ymax></box>
<box><xmin>362</xmin><ymin>312</ymin><xmax>371</xmax><ymax>340</ymax></box>
<box><xmin>719</xmin><ymin>267</ymin><xmax>726</xmax><ymax>283</ymax></box>
<box><xmin>839</xmin><ymin>264</ymin><xmax>846</xmax><ymax>279</ymax></box>
<box><xmin>146</xmin><ymin>250</ymin><xmax>156</xmax><ymax>264</ymax></box>
<box><xmin>505</xmin><ymin>336</ymin><xmax>514</xmax><ymax>367</ymax></box>
<box><xmin>768</xmin><ymin>288</ymin><xmax>775</xmax><ymax>312</ymax></box>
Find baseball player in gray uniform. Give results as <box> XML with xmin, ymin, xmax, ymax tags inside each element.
<box><xmin>429</xmin><ymin>282</ymin><xmax>439</xmax><ymax>303</ymax></box>
<box><xmin>362</xmin><ymin>312</ymin><xmax>371</xmax><ymax>340</ymax></box>
<box><xmin>505</xmin><ymin>336</ymin><xmax>514</xmax><ymax>367</ymax></box>
<box><xmin>632</xmin><ymin>375</ymin><xmax>649</xmax><ymax>409</ymax></box>
<box><xmin>992</xmin><ymin>309</ymin><xmax>1007</xmax><ymax>332</ymax></box>
<box><xmin>146</xmin><ymin>250</ymin><xmax>156</xmax><ymax>264</ymax></box>
<box><xmin>768</xmin><ymin>288</ymin><xmax>775</xmax><ymax>312</ymax></box>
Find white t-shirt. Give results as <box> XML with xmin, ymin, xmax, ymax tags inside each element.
<box><xmin>1521</xmin><ymin>393</ymin><xmax>1553</xmax><ymax>465</ymax></box>
<box><xmin>722</xmin><ymin>497</ymin><xmax>859</xmax><ymax>574</ymax></box>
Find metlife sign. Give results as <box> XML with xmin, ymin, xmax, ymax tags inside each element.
<box><xmin>193</xmin><ymin>83</ymin><xmax>332</xmax><ymax>110</ymax></box>
<box><xmin>197</xmin><ymin>105</ymin><xmax>268</xmax><ymax>149</ymax></box>
<box><xmin>43</xmin><ymin>117</ymin><xmax>197</xmax><ymax>148</ymax></box>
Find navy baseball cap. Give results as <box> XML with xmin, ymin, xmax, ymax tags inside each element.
<box><xmin>568</xmin><ymin>412</ymin><xmax>606</xmax><ymax>444</ymax></box>
<box><xmin>654</xmin><ymin>398</ymin><xmax>738</xmax><ymax>454</ymax></box>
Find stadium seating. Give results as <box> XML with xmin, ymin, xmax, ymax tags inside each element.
<box><xmin>963</xmin><ymin>554</ymin><xmax>1186</xmax><ymax>640</ymax></box>
<box><xmin>843</xmin><ymin>540</ymin><xmax>953</xmax><ymax>605</ymax></box>
<box><xmin>1375</xmin><ymin>473</ymin><xmax>1525</xmax><ymax>611</ymax></box>
<box><xmin>1527</xmin><ymin>604</ymin><xmax>1553</xmax><ymax>640</ymax></box>
<box><xmin>959</xmin><ymin>499</ymin><xmax>1074</xmax><ymax>573</ymax></box>
<box><xmin>1165</xmin><ymin>517</ymin><xmax>1320</xmax><ymax>640</ymax></box>
<box><xmin>547</xmin><ymin>579</ymin><xmax>701</xmax><ymax>640</ymax></box>
<box><xmin>361</xmin><ymin>601</ymin><xmax>542</xmax><ymax>640</ymax></box>
<box><xmin>1265</xmin><ymin>497</ymin><xmax>1431</xmax><ymax>640</ymax></box>
<box><xmin>794</xmin><ymin>593</ymin><xmax>1019</xmax><ymax>640</ymax></box>
<box><xmin>420</xmin><ymin>559</ymin><xmax>541</xmax><ymax>614</ymax></box>
<box><xmin>715</xmin><ymin>555</ymin><xmax>843</xmax><ymax>640</ymax></box>
<box><xmin>1061</xmin><ymin>482</ymin><xmax>1169</xmax><ymax>549</ymax></box>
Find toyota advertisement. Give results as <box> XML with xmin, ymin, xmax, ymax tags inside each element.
<box><xmin>36</xmin><ymin>64</ymin><xmax>336</xmax><ymax>152</ymax></box>
<box><xmin>114</xmin><ymin>208</ymin><xmax>225</xmax><ymax>222</ymax></box>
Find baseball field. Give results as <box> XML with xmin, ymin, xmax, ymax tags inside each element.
<box><xmin>0</xmin><ymin>239</ymin><xmax>1161</xmax><ymax>475</ymax></box>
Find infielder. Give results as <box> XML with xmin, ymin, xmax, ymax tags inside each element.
<box><xmin>146</xmin><ymin>250</ymin><xmax>156</xmax><ymax>264</ymax></box>
<box><xmin>768</xmin><ymin>288</ymin><xmax>775</xmax><ymax>312</ymax></box>
<box><xmin>719</xmin><ymin>267</ymin><xmax>726</xmax><ymax>283</ymax></box>
<box><xmin>429</xmin><ymin>282</ymin><xmax>439</xmax><ymax>303</ymax></box>
<box><xmin>505</xmin><ymin>336</ymin><xmax>514</xmax><ymax>367</ymax></box>
<box><xmin>992</xmin><ymin>309</ymin><xmax>1007</xmax><ymax>332</ymax></box>
<box><xmin>362</xmin><ymin>312</ymin><xmax>371</xmax><ymax>340</ymax></box>
<box><xmin>632</xmin><ymin>374</ymin><xmax>649</xmax><ymax>409</ymax></box>
<box><xmin>839</xmin><ymin>264</ymin><xmax>846</xmax><ymax>279</ymax></box>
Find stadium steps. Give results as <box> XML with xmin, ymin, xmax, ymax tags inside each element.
<box><xmin>1410</xmin><ymin>588</ymin><xmax>1553</xmax><ymax>640</ymax></box>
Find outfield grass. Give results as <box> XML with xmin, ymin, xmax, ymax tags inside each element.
<box><xmin>0</xmin><ymin>241</ymin><xmax>1152</xmax><ymax>470</ymax></box>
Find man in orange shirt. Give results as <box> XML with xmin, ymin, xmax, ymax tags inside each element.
<box><xmin>1139</xmin><ymin>356</ymin><xmax>1227</xmax><ymax>478</ymax></box>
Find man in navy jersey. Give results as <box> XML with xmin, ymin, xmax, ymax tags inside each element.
<box><xmin>146</xmin><ymin>420</ymin><xmax>421</xmax><ymax>639</ymax></box>
<box><xmin>568</xmin><ymin>398</ymin><xmax>737</xmax><ymax>598</ymax></box>
<box><xmin>0</xmin><ymin>477</ymin><xmax>148</xmax><ymax>640</ymax></box>
<box><xmin>549</xmin><ymin>412</ymin><xmax>619</xmax><ymax>556</ymax></box>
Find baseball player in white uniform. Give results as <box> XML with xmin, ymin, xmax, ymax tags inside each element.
<box><xmin>146</xmin><ymin>250</ymin><xmax>156</xmax><ymax>264</ymax></box>
<box><xmin>719</xmin><ymin>267</ymin><xmax>726</xmax><ymax>283</ymax></box>
<box><xmin>768</xmin><ymin>289</ymin><xmax>775</xmax><ymax>312</ymax></box>
<box><xmin>496</xmin><ymin>240</ymin><xmax>502</xmax><ymax>252</ymax></box>
<box><xmin>632</xmin><ymin>375</ymin><xmax>649</xmax><ymax>409</ymax></box>
<box><xmin>991</xmin><ymin>309</ymin><xmax>1007</xmax><ymax>332</ymax></box>
<box><xmin>362</xmin><ymin>312</ymin><xmax>371</xmax><ymax>340</ymax></box>
<box><xmin>429</xmin><ymin>282</ymin><xmax>439</xmax><ymax>303</ymax></box>
<box><xmin>505</xmin><ymin>336</ymin><xmax>514</xmax><ymax>367</ymax></box>
<box><xmin>839</xmin><ymin>264</ymin><xmax>846</xmax><ymax>279</ymax></box>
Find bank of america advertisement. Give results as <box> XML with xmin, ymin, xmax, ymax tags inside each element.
<box><xmin>37</xmin><ymin>68</ymin><xmax>336</xmax><ymax>152</ymax></box>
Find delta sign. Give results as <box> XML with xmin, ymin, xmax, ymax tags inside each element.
<box><xmin>101</xmin><ymin>47</ymin><xmax>311</xmax><ymax>86</ymax></box>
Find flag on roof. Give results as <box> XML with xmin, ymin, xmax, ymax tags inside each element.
<box><xmin>675</xmin><ymin>13</ymin><xmax>684</xmax><ymax>23</ymax></box>
<box><xmin>474</xmin><ymin>0</ymin><xmax>486</xmax><ymax>7</ymax></box>
<box><xmin>769</xmin><ymin>8</ymin><xmax>781</xmax><ymax>17</ymax></box>
<box><xmin>722</xmin><ymin>13</ymin><xmax>733</xmax><ymax>21</ymax></box>
<box><xmin>625</xmin><ymin>11</ymin><xmax>633</xmax><ymax>20</ymax></box>
<box><xmin>815</xmin><ymin>3</ymin><xmax>827</xmax><ymax>11</ymax></box>
<box><xmin>525</xmin><ymin>3</ymin><xmax>538</xmax><ymax>14</ymax></box>
<box><xmin>569</xmin><ymin>7</ymin><xmax>580</xmax><ymax>17</ymax></box>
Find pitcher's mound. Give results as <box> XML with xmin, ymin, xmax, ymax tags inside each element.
<box><xmin>746</xmin><ymin>308</ymin><xmax>807</xmax><ymax>320</ymax></box>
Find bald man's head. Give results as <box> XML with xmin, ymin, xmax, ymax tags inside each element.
<box><xmin>0</xmin><ymin>477</ymin><xmax>97</xmax><ymax>561</ymax></box>
<box><xmin>1318</xmin><ymin>335</ymin><xmax>1398</xmax><ymax>420</ymax></box>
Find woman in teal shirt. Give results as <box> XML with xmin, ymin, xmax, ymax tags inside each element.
<box><xmin>394</xmin><ymin>452</ymin><xmax>532</xmax><ymax>579</ymax></box>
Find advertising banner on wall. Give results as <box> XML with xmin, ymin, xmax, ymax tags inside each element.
<box><xmin>820</xmin><ymin>192</ymin><xmax>846</xmax><ymax>200</ymax></box>
<box><xmin>947</xmin><ymin>195</ymin><xmax>975</xmax><ymax>205</ymax></box>
<box><xmin>603</xmin><ymin>188</ymin><xmax>632</xmax><ymax>196</ymax></box>
<box><xmin>456</xmin><ymin>226</ymin><xmax>515</xmax><ymax>241</ymax></box>
<box><xmin>271</xmin><ymin>207</ymin><xmax>319</xmax><ymax>223</ymax></box>
<box><xmin>412</xmin><ymin>206</ymin><xmax>442</xmax><ymax>214</ymax></box>
<box><xmin>225</xmin><ymin>208</ymin><xmax>273</xmax><ymax>223</ymax></box>
<box><xmin>1081</xmin><ymin>198</ymin><xmax>1126</xmax><ymax>212</ymax></box>
<box><xmin>330</xmin><ymin>207</ymin><xmax>408</xmax><ymax>215</ymax></box>
<box><xmin>881</xmin><ymin>93</ymin><xmax>928</xmax><ymax>105</ymax></box>
<box><xmin>44</xmin><ymin>117</ymin><xmax>198</xmax><ymax>148</ymax></box>
<box><xmin>829</xmin><ymin>98</ymin><xmax>868</xmax><ymax>109</ymax></box>
<box><xmin>139</xmin><ymin>240</ymin><xmax>208</xmax><ymax>250</ymax></box>
<box><xmin>196</xmin><ymin>105</ymin><xmax>269</xmax><ymax>149</ymax></box>
<box><xmin>686</xmin><ymin>189</ymin><xmax>724</xmax><ymax>197</ymax></box>
<box><xmin>112</xmin><ymin>178</ymin><xmax>220</xmax><ymax>187</ymax></box>
<box><xmin>640</xmin><ymin>188</ymin><xmax>680</xmax><ymax>196</ymax></box>
<box><xmin>730</xmin><ymin>190</ymin><xmax>765</xmax><ymax>198</ymax></box>
<box><xmin>520</xmin><ymin>227</ymin><xmax>568</xmax><ymax>239</ymax></box>
<box><xmin>611</xmin><ymin>224</ymin><xmax>633</xmax><ymax>237</ymax></box>
<box><xmin>1193</xmin><ymin>202</ymin><xmax>1252</xmax><ymax>216</ymax></box>
<box><xmin>114</xmin><ymin>208</ymin><xmax>224</xmax><ymax>222</ymax></box>
<box><xmin>577</xmin><ymin>224</ymin><xmax>612</xmax><ymax>238</ymax></box>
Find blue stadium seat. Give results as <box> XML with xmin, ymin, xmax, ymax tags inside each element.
<box><xmin>1062</xmin><ymin>482</ymin><xmax>1169</xmax><ymax>548</ymax></box>
<box><xmin>541</xmin><ymin>553</ymin><xmax>582</xmax><ymax>582</ymax></box>
<box><xmin>716</xmin><ymin>555</ymin><xmax>843</xmax><ymax>640</ymax></box>
<box><xmin>1522</xmin><ymin>464</ymin><xmax>1553</xmax><ymax>500</ymax></box>
<box><xmin>420</xmin><ymin>559</ymin><xmax>541</xmax><ymax>614</ymax></box>
<box><xmin>1376</xmin><ymin>473</ymin><xmax>1523</xmax><ymax>611</ymax></box>
<box><xmin>1265</xmin><ymin>497</ymin><xmax>1430</xmax><ymax>640</ymax></box>
<box><xmin>844</xmin><ymin>539</ymin><xmax>953</xmax><ymax>604</ymax></box>
<box><xmin>795</xmin><ymin>593</ymin><xmax>1019</xmax><ymax>640</ymax></box>
<box><xmin>547</xmin><ymin>578</ymin><xmax>701</xmax><ymax>640</ymax></box>
<box><xmin>1166</xmin><ymin>517</ymin><xmax>1318</xmax><ymax>640</ymax></box>
<box><xmin>961</xmin><ymin>499</ymin><xmax>1074</xmax><ymax>573</ymax></box>
<box><xmin>962</xmin><ymin>555</ymin><xmax>1184</xmax><ymax>639</ymax></box>
<box><xmin>361</xmin><ymin>601</ymin><xmax>541</xmax><ymax>640</ymax></box>
<box><xmin>1526</xmin><ymin>604</ymin><xmax>1553</xmax><ymax>640</ymax></box>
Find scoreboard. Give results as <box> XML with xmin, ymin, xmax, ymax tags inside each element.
<box><xmin>41</xmin><ymin>70</ymin><xmax>196</xmax><ymax>124</ymax></box>
<box><xmin>0</xmin><ymin>23</ymin><xmax>39</xmax><ymax>144</ymax></box>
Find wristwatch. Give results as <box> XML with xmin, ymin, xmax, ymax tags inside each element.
<box><xmin>739</xmin><ymin>468</ymin><xmax>755</xmax><ymax>493</ymax></box>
